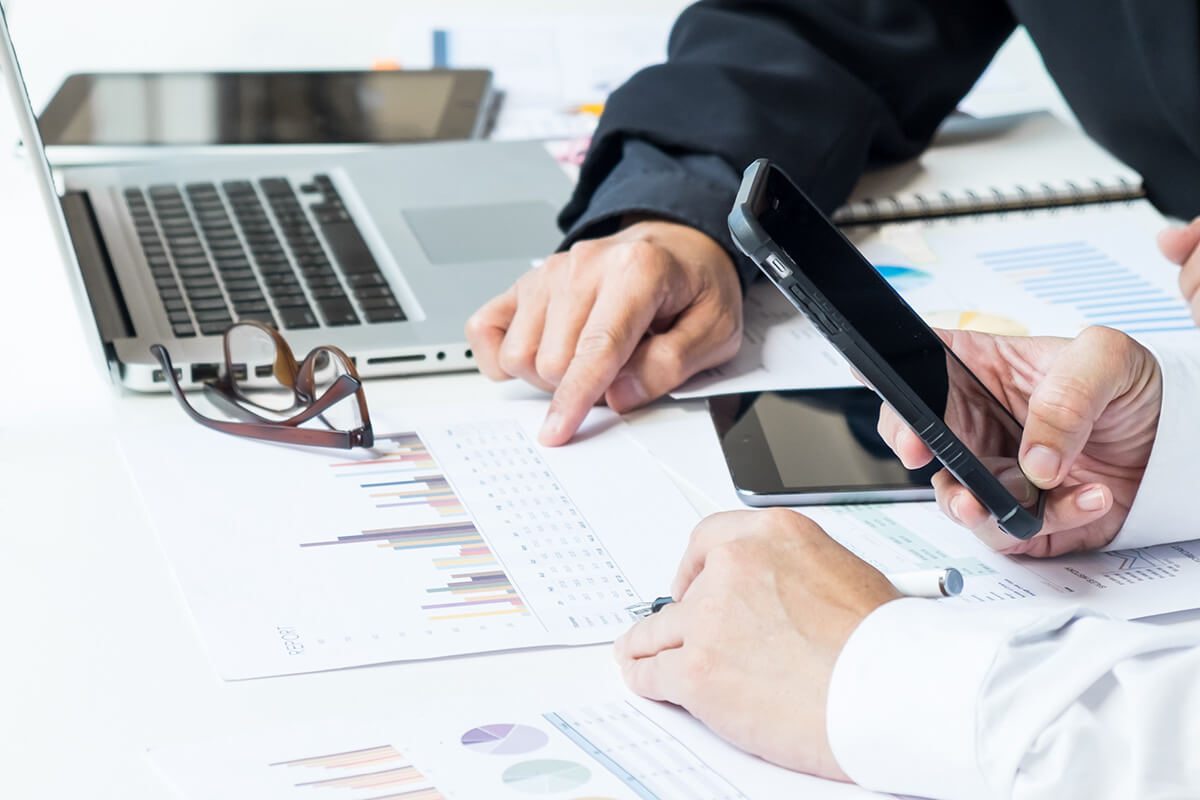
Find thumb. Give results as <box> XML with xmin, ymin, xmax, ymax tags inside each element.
<box><xmin>1156</xmin><ymin>216</ymin><xmax>1200</xmax><ymax>265</ymax></box>
<box><xmin>1019</xmin><ymin>328</ymin><xmax>1128</xmax><ymax>488</ymax></box>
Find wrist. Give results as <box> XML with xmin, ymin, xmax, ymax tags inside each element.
<box><xmin>618</xmin><ymin>214</ymin><xmax>736</xmax><ymax>280</ymax></box>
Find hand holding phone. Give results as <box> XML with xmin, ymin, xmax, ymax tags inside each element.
<box><xmin>728</xmin><ymin>159</ymin><xmax>1044</xmax><ymax>539</ymax></box>
<box><xmin>879</xmin><ymin>326</ymin><xmax>1162</xmax><ymax>556</ymax></box>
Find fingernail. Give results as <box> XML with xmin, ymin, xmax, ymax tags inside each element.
<box><xmin>1076</xmin><ymin>486</ymin><xmax>1107</xmax><ymax>512</ymax></box>
<box><xmin>608</xmin><ymin>374</ymin><xmax>647</xmax><ymax>410</ymax></box>
<box><xmin>1023</xmin><ymin>445</ymin><xmax>1061</xmax><ymax>484</ymax></box>
<box><xmin>539</xmin><ymin>411</ymin><xmax>563</xmax><ymax>443</ymax></box>
<box><xmin>949</xmin><ymin>494</ymin><xmax>965</xmax><ymax>524</ymax></box>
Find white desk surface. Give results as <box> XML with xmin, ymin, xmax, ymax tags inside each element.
<box><xmin>1</xmin><ymin>9</ymin><xmax>1194</xmax><ymax>798</ymax></box>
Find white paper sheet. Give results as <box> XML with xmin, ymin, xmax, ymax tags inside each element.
<box><xmin>149</xmin><ymin>692</ymin><xmax>885</xmax><ymax>800</ymax></box>
<box><xmin>675</xmin><ymin>201</ymin><xmax>1197</xmax><ymax>398</ymax></box>
<box><xmin>119</xmin><ymin>403</ymin><xmax>699</xmax><ymax>679</ymax></box>
<box><xmin>624</xmin><ymin>403</ymin><xmax>1200</xmax><ymax>622</ymax></box>
<box><xmin>806</xmin><ymin>502</ymin><xmax>1200</xmax><ymax>620</ymax></box>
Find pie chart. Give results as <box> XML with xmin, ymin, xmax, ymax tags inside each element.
<box><xmin>875</xmin><ymin>265</ymin><xmax>935</xmax><ymax>292</ymax></box>
<box><xmin>460</xmin><ymin>723</ymin><xmax>549</xmax><ymax>756</ymax></box>
<box><xmin>501</xmin><ymin>759</ymin><xmax>591</xmax><ymax>794</ymax></box>
<box><xmin>921</xmin><ymin>310</ymin><xmax>1029</xmax><ymax>336</ymax></box>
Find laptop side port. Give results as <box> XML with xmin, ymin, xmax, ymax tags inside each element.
<box><xmin>191</xmin><ymin>363</ymin><xmax>220</xmax><ymax>383</ymax></box>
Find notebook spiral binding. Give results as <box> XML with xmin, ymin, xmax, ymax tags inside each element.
<box><xmin>832</xmin><ymin>176</ymin><xmax>1145</xmax><ymax>226</ymax></box>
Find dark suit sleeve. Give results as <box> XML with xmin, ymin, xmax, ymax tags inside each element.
<box><xmin>559</xmin><ymin>0</ymin><xmax>1017</xmax><ymax>286</ymax></box>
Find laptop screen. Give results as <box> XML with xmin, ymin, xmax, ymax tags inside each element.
<box><xmin>0</xmin><ymin>2</ymin><xmax>109</xmax><ymax>373</ymax></box>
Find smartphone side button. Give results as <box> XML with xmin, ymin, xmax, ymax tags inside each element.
<box><xmin>789</xmin><ymin>286</ymin><xmax>838</xmax><ymax>335</ymax></box>
<box><xmin>765</xmin><ymin>253</ymin><xmax>792</xmax><ymax>279</ymax></box>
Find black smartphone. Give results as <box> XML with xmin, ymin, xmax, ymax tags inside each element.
<box><xmin>708</xmin><ymin>387</ymin><xmax>937</xmax><ymax>506</ymax></box>
<box><xmin>728</xmin><ymin>158</ymin><xmax>1044</xmax><ymax>539</ymax></box>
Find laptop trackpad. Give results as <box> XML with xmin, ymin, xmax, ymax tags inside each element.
<box><xmin>403</xmin><ymin>202</ymin><xmax>560</xmax><ymax>264</ymax></box>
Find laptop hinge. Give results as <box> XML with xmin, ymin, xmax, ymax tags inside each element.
<box><xmin>60</xmin><ymin>191</ymin><xmax>135</xmax><ymax>342</ymax></box>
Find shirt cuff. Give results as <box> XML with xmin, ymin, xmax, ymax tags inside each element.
<box><xmin>826</xmin><ymin>598</ymin><xmax>1032</xmax><ymax>799</ymax></box>
<box><xmin>1108</xmin><ymin>337</ymin><xmax>1200</xmax><ymax>550</ymax></box>
<box><xmin>558</xmin><ymin>140</ymin><xmax>759</xmax><ymax>288</ymax></box>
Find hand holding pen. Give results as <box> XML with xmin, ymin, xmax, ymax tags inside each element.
<box><xmin>614</xmin><ymin>510</ymin><xmax>961</xmax><ymax>780</ymax></box>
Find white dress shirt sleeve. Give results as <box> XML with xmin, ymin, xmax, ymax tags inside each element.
<box><xmin>826</xmin><ymin>598</ymin><xmax>1200</xmax><ymax>799</ymax></box>
<box><xmin>1106</xmin><ymin>337</ymin><xmax>1200</xmax><ymax>549</ymax></box>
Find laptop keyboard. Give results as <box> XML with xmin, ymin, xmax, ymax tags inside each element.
<box><xmin>124</xmin><ymin>174</ymin><xmax>406</xmax><ymax>338</ymax></box>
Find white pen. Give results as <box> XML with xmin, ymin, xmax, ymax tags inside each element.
<box><xmin>626</xmin><ymin>567</ymin><xmax>964</xmax><ymax>619</ymax></box>
<box><xmin>886</xmin><ymin>567</ymin><xmax>963</xmax><ymax>599</ymax></box>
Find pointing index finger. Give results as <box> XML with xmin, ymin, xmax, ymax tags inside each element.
<box><xmin>538</xmin><ymin>280</ymin><xmax>659</xmax><ymax>446</ymax></box>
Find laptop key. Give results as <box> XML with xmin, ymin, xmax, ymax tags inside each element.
<box><xmin>317</xmin><ymin>219</ymin><xmax>379</xmax><ymax>275</ymax></box>
<box><xmin>196</xmin><ymin>309</ymin><xmax>233</xmax><ymax>324</ymax></box>
<box><xmin>352</xmin><ymin>285</ymin><xmax>396</xmax><ymax>300</ymax></box>
<box><xmin>236</xmin><ymin>312</ymin><xmax>278</xmax><ymax>328</ymax></box>
<box><xmin>192</xmin><ymin>297</ymin><xmax>230</xmax><ymax>312</ymax></box>
<box><xmin>272</xmin><ymin>292</ymin><xmax>310</xmax><ymax>308</ymax></box>
<box><xmin>199</xmin><ymin>321</ymin><xmax>233</xmax><ymax>336</ymax></box>
<box><xmin>346</xmin><ymin>272</ymin><xmax>387</xmax><ymax>288</ymax></box>
<box><xmin>233</xmin><ymin>299</ymin><xmax>271</xmax><ymax>314</ymax></box>
<box><xmin>186</xmin><ymin>285</ymin><xmax>224</xmax><ymax>300</ymax></box>
<box><xmin>279</xmin><ymin>306</ymin><xmax>319</xmax><ymax>329</ymax></box>
<box><xmin>365</xmin><ymin>306</ymin><xmax>407</xmax><ymax>323</ymax></box>
<box><xmin>360</xmin><ymin>295</ymin><xmax>401</xmax><ymax>311</ymax></box>
<box><xmin>317</xmin><ymin>298</ymin><xmax>360</xmax><ymax>326</ymax></box>
<box><xmin>172</xmin><ymin>323</ymin><xmax>197</xmax><ymax>338</ymax></box>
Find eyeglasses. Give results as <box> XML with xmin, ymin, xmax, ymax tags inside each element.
<box><xmin>151</xmin><ymin>321</ymin><xmax>374</xmax><ymax>449</ymax></box>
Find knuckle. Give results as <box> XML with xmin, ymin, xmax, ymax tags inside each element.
<box><xmin>1077</xmin><ymin>324</ymin><xmax>1126</xmax><ymax>351</ymax></box>
<box><xmin>534</xmin><ymin>349</ymin><xmax>569</xmax><ymax>385</ymax></box>
<box><xmin>497</xmin><ymin>340</ymin><xmax>534</xmax><ymax>377</ymax></box>
<box><xmin>620</xmin><ymin>238</ymin><xmax>666</xmax><ymax>267</ymax></box>
<box><xmin>679</xmin><ymin>646</ymin><xmax>714</xmax><ymax>692</ymax></box>
<box><xmin>463</xmin><ymin>312</ymin><xmax>489</xmax><ymax>344</ymax></box>
<box><xmin>567</xmin><ymin>238</ymin><xmax>600</xmax><ymax>261</ymax></box>
<box><xmin>1030</xmin><ymin>378</ymin><xmax>1094</xmax><ymax>433</ymax></box>
<box><xmin>574</xmin><ymin>327</ymin><xmax>623</xmax><ymax>364</ymax></box>
<box><xmin>761</xmin><ymin>506</ymin><xmax>801</xmax><ymax>533</ymax></box>
<box><xmin>707</xmin><ymin>539</ymin><xmax>755</xmax><ymax>577</ymax></box>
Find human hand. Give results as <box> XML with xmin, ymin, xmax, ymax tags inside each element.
<box><xmin>877</xmin><ymin>327</ymin><xmax>1162</xmax><ymax>556</ymax></box>
<box><xmin>1159</xmin><ymin>215</ymin><xmax>1200</xmax><ymax>325</ymax></box>
<box><xmin>614</xmin><ymin>509</ymin><xmax>900</xmax><ymax>780</ymax></box>
<box><xmin>464</xmin><ymin>219</ymin><xmax>742</xmax><ymax>446</ymax></box>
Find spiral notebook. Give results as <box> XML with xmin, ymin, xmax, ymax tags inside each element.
<box><xmin>832</xmin><ymin>110</ymin><xmax>1144</xmax><ymax>225</ymax></box>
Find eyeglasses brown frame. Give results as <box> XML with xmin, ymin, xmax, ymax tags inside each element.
<box><xmin>151</xmin><ymin>321</ymin><xmax>375</xmax><ymax>449</ymax></box>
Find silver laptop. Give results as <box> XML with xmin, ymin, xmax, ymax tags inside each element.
<box><xmin>0</xmin><ymin>4</ymin><xmax>570</xmax><ymax>391</ymax></box>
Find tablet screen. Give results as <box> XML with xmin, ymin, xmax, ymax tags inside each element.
<box><xmin>39</xmin><ymin>70</ymin><xmax>492</xmax><ymax>146</ymax></box>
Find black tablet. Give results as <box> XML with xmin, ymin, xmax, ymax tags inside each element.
<box><xmin>708</xmin><ymin>388</ymin><xmax>936</xmax><ymax>506</ymax></box>
<box><xmin>38</xmin><ymin>69</ymin><xmax>494</xmax><ymax>148</ymax></box>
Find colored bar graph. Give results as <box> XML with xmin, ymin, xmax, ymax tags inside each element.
<box><xmin>270</xmin><ymin>745</ymin><xmax>407</xmax><ymax>770</ymax></box>
<box><xmin>979</xmin><ymin>241</ymin><xmax>1193</xmax><ymax>334</ymax></box>
<box><xmin>307</xmin><ymin>429</ymin><xmax>531</xmax><ymax>622</ymax></box>
<box><xmin>293</xmin><ymin>766</ymin><xmax>425</xmax><ymax>789</ymax></box>
<box><xmin>269</xmin><ymin>744</ymin><xmax>446</xmax><ymax>798</ymax></box>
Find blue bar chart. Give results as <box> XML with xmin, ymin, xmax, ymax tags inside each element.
<box><xmin>979</xmin><ymin>239</ymin><xmax>1193</xmax><ymax>334</ymax></box>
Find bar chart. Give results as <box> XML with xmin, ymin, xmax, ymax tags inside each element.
<box><xmin>269</xmin><ymin>744</ymin><xmax>445</xmax><ymax>798</ymax></box>
<box><xmin>979</xmin><ymin>239</ymin><xmax>1193</xmax><ymax>335</ymax></box>
<box><xmin>126</xmin><ymin>402</ymin><xmax>697</xmax><ymax>677</ymax></box>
